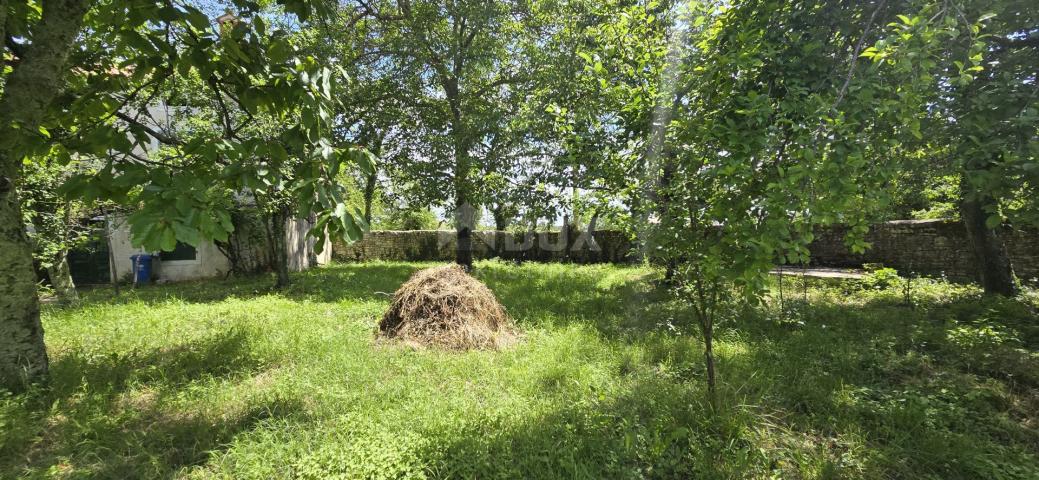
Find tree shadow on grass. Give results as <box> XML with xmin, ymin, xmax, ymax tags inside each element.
<box><xmin>70</xmin><ymin>262</ymin><xmax>425</xmax><ymax>307</ymax></box>
<box><xmin>475</xmin><ymin>263</ymin><xmax>670</xmax><ymax>339</ymax></box>
<box><xmin>0</xmin><ymin>328</ymin><xmax>301</xmax><ymax>479</ymax></box>
<box><xmin>414</xmin><ymin>375</ymin><xmax>765</xmax><ymax>479</ymax></box>
<box><xmin>710</xmin><ymin>290</ymin><xmax>1039</xmax><ymax>478</ymax></box>
<box><xmin>64</xmin><ymin>259</ymin><xmax>668</xmax><ymax>334</ymax></box>
<box><xmin>456</xmin><ymin>272</ymin><xmax>1037</xmax><ymax>478</ymax></box>
<box><xmin>420</xmin><ymin>297</ymin><xmax>1039</xmax><ymax>480</ymax></box>
<box><xmin>68</xmin><ymin>261</ymin><xmax>667</xmax><ymax>342</ymax></box>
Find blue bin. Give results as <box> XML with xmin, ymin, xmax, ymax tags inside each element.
<box><xmin>130</xmin><ymin>254</ymin><xmax>155</xmax><ymax>284</ymax></box>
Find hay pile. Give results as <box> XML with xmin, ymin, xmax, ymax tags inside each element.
<box><xmin>378</xmin><ymin>264</ymin><xmax>518</xmax><ymax>350</ymax></box>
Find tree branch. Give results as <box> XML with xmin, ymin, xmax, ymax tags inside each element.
<box><xmin>114</xmin><ymin>111</ymin><xmax>182</xmax><ymax>145</ymax></box>
<box><xmin>832</xmin><ymin>0</ymin><xmax>888</xmax><ymax>112</ymax></box>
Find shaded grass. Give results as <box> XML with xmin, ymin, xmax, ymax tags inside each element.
<box><xmin>1</xmin><ymin>260</ymin><xmax>1037</xmax><ymax>479</ymax></box>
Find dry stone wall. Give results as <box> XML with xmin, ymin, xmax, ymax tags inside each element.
<box><xmin>807</xmin><ymin>219</ymin><xmax>1039</xmax><ymax>282</ymax></box>
<box><xmin>333</xmin><ymin>230</ymin><xmax>634</xmax><ymax>264</ymax></box>
<box><xmin>332</xmin><ymin>220</ymin><xmax>1039</xmax><ymax>282</ymax></box>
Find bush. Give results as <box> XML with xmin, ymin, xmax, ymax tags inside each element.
<box><xmin>379</xmin><ymin>208</ymin><xmax>439</xmax><ymax>230</ymax></box>
<box><xmin>862</xmin><ymin>267</ymin><xmax>901</xmax><ymax>290</ymax></box>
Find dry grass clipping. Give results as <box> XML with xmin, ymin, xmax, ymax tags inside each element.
<box><xmin>378</xmin><ymin>264</ymin><xmax>518</xmax><ymax>350</ymax></box>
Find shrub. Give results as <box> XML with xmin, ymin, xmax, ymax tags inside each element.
<box><xmin>862</xmin><ymin>267</ymin><xmax>901</xmax><ymax>290</ymax></box>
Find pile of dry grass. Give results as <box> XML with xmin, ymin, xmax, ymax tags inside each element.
<box><xmin>378</xmin><ymin>264</ymin><xmax>518</xmax><ymax>350</ymax></box>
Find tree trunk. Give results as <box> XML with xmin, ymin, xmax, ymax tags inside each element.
<box><xmin>103</xmin><ymin>212</ymin><xmax>120</xmax><ymax>294</ymax></box>
<box><xmin>659</xmin><ymin>160</ymin><xmax>678</xmax><ymax>283</ymax></box>
<box><xmin>562</xmin><ymin>215</ymin><xmax>578</xmax><ymax>263</ymax></box>
<box><xmin>455</xmin><ymin>196</ymin><xmax>474</xmax><ymax>270</ymax></box>
<box><xmin>0</xmin><ymin>0</ymin><xmax>91</xmax><ymax>390</ymax></box>
<box><xmin>271</xmin><ymin>208</ymin><xmax>291</xmax><ymax>288</ymax></box>
<box><xmin>451</xmin><ymin>111</ymin><xmax>474</xmax><ymax>270</ymax></box>
<box><xmin>628</xmin><ymin>194</ymin><xmax>646</xmax><ymax>262</ymax></box>
<box><xmin>47</xmin><ymin>252</ymin><xmax>78</xmax><ymax>303</ymax></box>
<box><xmin>492</xmin><ymin>205</ymin><xmax>509</xmax><ymax>231</ymax></box>
<box><xmin>362</xmin><ymin>171</ymin><xmax>377</xmax><ymax>226</ymax></box>
<box><xmin>959</xmin><ymin>178</ymin><xmax>1017</xmax><ymax>296</ymax></box>
<box><xmin>703</xmin><ymin>322</ymin><xmax>717</xmax><ymax>408</ymax></box>
<box><xmin>690</xmin><ymin>275</ymin><xmax>718</xmax><ymax>409</ymax></box>
<box><xmin>0</xmin><ymin>186</ymin><xmax>47</xmax><ymax>390</ymax></box>
<box><xmin>586</xmin><ymin>210</ymin><xmax>601</xmax><ymax>260</ymax></box>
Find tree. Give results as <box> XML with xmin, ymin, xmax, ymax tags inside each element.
<box><xmin>833</xmin><ymin>1</ymin><xmax>1037</xmax><ymax>296</ymax></box>
<box><xmin>20</xmin><ymin>159</ymin><xmax>97</xmax><ymax>303</ymax></box>
<box><xmin>62</xmin><ymin>4</ymin><xmax>373</xmax><ymax>287</ymax></box>
<box><xmin>359</xmin><ymin>0</ymin><xmax>542</xmax><ymax>269</ymax></box>
<box><xmin>540</xmin><ymin>0</ymin><xmax>679</xmax><ymax>258</ymax></box>
<box><xmin>919</xmin><ymin>1</ymin><xmax>1037</xmax><ymax>296</ymax></box>
<box><xmin>1</xmin><ymin>0</ymin><xmax>370</xmax><ymax>390</ymax></box>
<box><xmin>643</xmin><ymin>0</ymin><xmax>946</xmax><ymax>403</ymax></box>
<box><xmin>1</xmin><ymin>0</ymin><xmax>93</xmax><ymax>391</ymax></box>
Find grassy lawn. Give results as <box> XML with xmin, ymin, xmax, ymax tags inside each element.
<box><xmin>2</xmin><ymin>261</ymin><xmax>1038</xmax><ymax>479</ymax></box>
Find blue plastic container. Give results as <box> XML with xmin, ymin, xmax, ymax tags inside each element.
<box><xmin>130</xmin><ymin>254</ymin><xmax>155</xmax><ymax>284</ymax></box>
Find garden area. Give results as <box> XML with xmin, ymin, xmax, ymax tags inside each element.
<box><xmin>2</xmin><ymin>262</ymin><xmax>1038</xmax><ymax>478</ymax></box>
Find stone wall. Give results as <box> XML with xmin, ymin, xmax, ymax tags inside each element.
<box><xmin>333</xmin><ymin>230</ymin><xmax>634</xmax><ymax>264</ymax></box>
<box><xmin>807</xmin><ymin>219</ymin><xmax>1039</xmax><ymax>281</ymax></box>
<box><xmin>332</xmin><ymin>220</ymin><xmax>1039</xmax><ymax>282</ymax></box>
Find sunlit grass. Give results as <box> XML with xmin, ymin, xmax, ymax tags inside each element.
<box><xmin>1</xmin><ymin>261</ymin><xmax>1037</xmax><ymax>479</ymax></box>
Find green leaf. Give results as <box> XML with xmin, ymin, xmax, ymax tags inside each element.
<box><xmin>172</xmin><ymin>221</ymin><xmax>201</xmax><ymax>247</ymax></box>
<box><xmin>159</xmin><ymin>224</ymin><xmax>177</xmax><ymax>251</ymax></box>
<box><xmin>184</xmin><ymin>7</ymin><xmax>211</xmax><ymax>31</ymax></box>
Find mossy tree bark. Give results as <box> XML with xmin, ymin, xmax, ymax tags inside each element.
<box><xmin>0</xmin><ymin>183</ymin><xmax>46</xmax><ymax>390</ymax></box>
<box><xmin>0</xmin><ymin>0</ymin><xmax>90</xmax><ymax>390</ymax></box>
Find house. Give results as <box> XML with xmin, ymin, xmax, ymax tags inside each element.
<box><xmin>100</xmin><ymin>214</ymin><xmax>331</xmax><ymax>284</ymax></box>
<box><xmin>86</xmin><ymin>91</ymin><xmax>333</xmax><ymax>282</ymax></box>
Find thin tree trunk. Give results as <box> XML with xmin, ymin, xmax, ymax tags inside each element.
<box><xmin>561</xmin><ymin>213</ymin><xmax>572</xmax><ymax>262</ymax></box>
<box><xmin>362</xmin><ymin>171</ymin><xmax>376</xmax><ymax>226</ymax></box>
<box><xmin>690</xmin><ymin>273</ymin><xmax>718</xmax><ymax>409</ymax></box>
<box><xmin>703</xmin><ymin>322</ymin><xmax>717</xmax><ymax>408</ymax></box>
<box><xmin>660</xmin><ymin>160</ymin><xmax>678</xmax><ymax>283</ymax></box>
<box><xmin>628</xmin><ymin>194</ymin><xmax>646</xmax><ymax>262</ymax></box>
<box><xmin>959</xmin><ymin>177</ymin><xmax>1017</xmax><ymax>296</ymax></box>
<box><xmin>0</xmin><ymin>0</ymin><xmax>90</xmax><ymax>390</ymax></box>
<box><xmin>263</xmin><ymin>213</ymin><xmax>278</xmax><ymax>275</ymax></box>
<box><xmin>104</xmin><ymin>214</ymin><xmax>121</xmax><ymax>294</ymax></box>
<box><xmin>47</xmin><ymin>252</ymin><xmax>78</xmax><ymax>303</ymax></box>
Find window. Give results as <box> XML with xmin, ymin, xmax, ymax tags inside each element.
<box><xmin>160</xmin><ymin>241</ymin><xmax>197</xmax><ymax>261</ymax></box>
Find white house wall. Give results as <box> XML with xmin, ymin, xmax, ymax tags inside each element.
<box><xmin>285</xmin><ymin>217</ymin><xmax>332</xmax><ymax>271</ymax></box>
<box><xmin>107</xmin><ymin>217</ymin><xmax>231</xmax><ymax>282</ymax></box>
<box><xmin>107</xmin><ymin>215</ymin><xmax>331</xmax><ymax>283</ymax></box>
